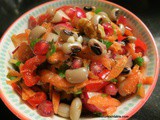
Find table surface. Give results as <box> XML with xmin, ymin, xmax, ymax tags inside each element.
<box><xmin>0</xmin><ymin>0</ymin><xmax>160</xmax><ymax>120</ymax></box>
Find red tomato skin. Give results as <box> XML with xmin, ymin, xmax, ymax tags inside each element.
<box><xmin>117</xmin><ymin>15</ymin><xmax>127</xmax><ymax>26</ymax></box>
<box><xmin>56</xmin><ymin>6</ymin><xmax>76</xmax><ymax>19</ymax></box>
<box><xmin>28</xmin><ymin>16</ymin><xmax>37</xmax><ymax>29</ymax></box>
<box><xmin>75</xmin><ymin>7</ymin><xmax>86</xmax><ymax>18</ymax></box>
<box><xmin>98</xmin><ymin>69</ymin><xmax>110</xmax><ymax>79</ymax></box>
<box><xmin>33</xmin><ymin>41</ymin><xmax>49</xmax><ymax>55</ymax></box>
<box><xmin>135</xmin><ymin>38</ymin><xmax>147</xmax><ymax>55</ymax></box>
<box><xmin>37</xmin><ymin>100</ymin><xmax>54</xmax><ymax>117</ymax></box>
<box><xmin>27</xmin><ymin>92</ymin><xmax>47</xmax><ymax>108</ymax></box>
<box><xmin>38</xmin><ymin>14</ymin><xmax>51</xmax><ymax>25</ymax></box>
<box><xmin>85</xmin><ymin>82</ymin><xmax>110</xmax><ymax>92</ymax></box>
<box><xmin>102</xmin><ymin>23</ymin><xmax>114</xmax><ymax>36</ymax></box>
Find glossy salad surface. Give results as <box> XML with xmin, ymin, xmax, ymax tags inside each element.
<box><xmin>6</xmin><ymin>5</ymin><xmax>153</xmax><ymax>119</ymax></box>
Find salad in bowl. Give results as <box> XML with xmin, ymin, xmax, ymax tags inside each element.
<box><xmin>1</xmin><ymin>0</ymin><xmax>158</xmax><ymax>120</ymax></box>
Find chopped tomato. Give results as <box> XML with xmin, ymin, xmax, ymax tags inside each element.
<box><xmin>75</xmin><ymin>7</ymin><xmax>86</xmax><ymax>18</ymax></box>
<box><xmin>85</xmin><ymin>82</ymin><xmax>109</xmax><ymax>92</ymax></box>
<box><xmin>57</xmin><ymin>5</ymin><xmax>76</xmax><ymax>19</ymax></box>
<box><xmin>38</xmin><ymin>14</ymin><xmax>51</xmax><ymax>25</ymax></box>
<box><xmin>135</xmin><ymin>38</ymin><xmax>147</xmax><ymax>55</ymax></box>
<box><xmin>27</xmin><ymin>92</ymin><xmax>47</xmax><ymax>108</ymax></box>
<box><xmin>33</xmin><ymin>41</ymin><xmax>49</xmax><ymax>55</ymax></box>
<box><xmin>98</xmin><ymin>69</ymin><xmax>110</xmax><ymax>79</ymax></box>
<box><xmin>117</xmin><ymin>15</ymin><xmax>127</xmax><ymax>26</ymax></box>
<box><xmin>102</xmin><ymin>23</ymin><xmax>114</xmax><ymax>36</ymax></box>
<box><xmin>28</xmin><ymin>16</ymin><xmax>37</xmax><ymax>29</ymax></box>
<box><xmin>71</xmin><ymin>7</ymin><xmax>86</xmax><ymax>27</ymax></box>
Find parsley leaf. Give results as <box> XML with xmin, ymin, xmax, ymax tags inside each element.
<box><xmin>101</xmin><ymin>94</ymin><xmax>108</xmax><ymax>97</ymax></box>
<box><xmin>110</xmin><ymin>79</ymin><xmax>118</xmax><ymax>83</ymax></box>
<box><xmin>95</xmin><ymin>8</ymin><xmax>102</xmax><ymax>14</ymax></box>
<box><xmin>56</xmin><ymin>63</ymin><xmax>70</xmax><ymax>78</ymax></box>
<box><xmin>133</xmin><ymin>57</ymin><xmax>144</xmax><ymax>66</ymax></box>
<box><xmin>137</xmin><ymin>83</ymin><xmax>142</xmax><ymax>89</ymax></box>
<box><xmin>7</xmin><ymin>75</ymin><xmax>17</xmax><ymax>80</ymax></box>
<box><xmin>30</xmin><ymin>38</ymin><xmax>41</xmax><ymax>48</ymax></box>
<box><xmin>100</xmin><ymin>39</ymin><xmax>113</xmax><ymax>49</ymax></box>
<box><xmin>93</xmin><ymin>112</ymin><xmax>103</xmax><ymax>117</ymax></box>
<box><xmin>47</xmin><ymin>40</ymin><xmax>56</xmax><ymax>57</ymax></box>
<box><xmin>74</xmin><ymin>90</ymin><xmax>82</xmax><ymax>95</ymax></box>
<box><xmin>15</xmin><ymin>61</ymin><xmax>21</xmax><ymax>67</ymax></box>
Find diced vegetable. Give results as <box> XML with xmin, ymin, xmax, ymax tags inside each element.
<box><xmin>135</xmin><ymin>38</ymin><xmax>147</xmax><ymax>54</ymax></box>
<box><xmin>37</xmin><ymin>100</ymin><xmax>54</xmax><ymax>117</ymax></box>
<box><xmin>27</xmin><ymin>92</ymin><xmax>47</xmax><ymax>108</ymax></box>
<box><xmin>28</xmin><ymin>16</ymin><xmax>37</xmax><ymax>29</ymax></box>
<box><xmin>100</xmin><ymin>39</ymin><xmax>113</xmax><ymax>49</ymax></box>
<box><xmin>33</xmin><ymin>41</ymin><xmax>49</xmax><ymax>55</ymax></box>
<box><xmin>52</xmin><ymin>91</ymin><xmax>60</xmax><ymax>114</ymax></box>
<box><xmin>137</xmin><ymin>83</ymin><xmax>145</xmax><ymax>98</ymax></box>
<box><xmin>143</xmin><ymin>76</ymin><xmax>153</xmax><ymax>84</ymax></box>
<box><xmin>85</xmin><ymin>82</ymin><xmax>109</xmax><ymax>92</ymax></box>
<box><xmin>105</xmin><ymin>56</ymin><xmax>128</xmax><ymax>81</ymax></box>
<box><xmin>134</xmin><ymin>57</ymin><xmax>144</xmax><ymax>66</ymax></box>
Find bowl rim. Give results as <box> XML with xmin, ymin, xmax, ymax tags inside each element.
<box><xmin>0</xmin><ymin>0</ymin><xmax>159</xmax><ymax>120</ymax></box>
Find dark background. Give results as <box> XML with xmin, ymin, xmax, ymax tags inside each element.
<box><xmin>0</xmin><ymin>0</ymin><xmax>160</xmax><ymax>120</ymax></box>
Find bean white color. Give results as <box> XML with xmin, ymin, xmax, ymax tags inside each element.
<box><xmin>70</xmin><ymin>97</ymin><xmax>82</xmax><ymax>120</ymax></box>
<box><xmin>52</xmin><ymin>10</ymin><xmax>70</xmax><ymax>23</ymax></box>
<box><xmin>46</xmin><ymin>7</ymin><xmax>56</xmax><ymax>15</ymax></box>
<box><xmin>76</xmin><ymin>36</ymin><xmax>83</xmax><ymax>43</ymax></box>
<box><xmin>65</xmin><ymin>67</ymin><xmax>88</xmax><ymax>84</ymax></box>
<box><xmin>119</xmin><ymin>24</ymin><xmax>125</xmax><ymax>35</ymax></box>
<box><xmin>86</xmin><ymin>11</ymin><xmax>95</xmax><ymax>20</ymax></box>
<box><xmin>46</xmin><ymin>32</ymin><xmax>59</xmax><ymax>42</ymax></box>
<box><xmin>110</xmin><ymin>8</ymin><xmax>120</xmax><ymax>21</ymax></box>
<box><xmin>127</xmin><ymin>36</ymin><xmax>137</xmax><ymax>43</ymax></box>
<box><xmin>67</xmin><ymin>36</ymin><xmax>75</xmax><ymax>43</ymax></box>
<box><xmin>91</xmin><ymin>14</ymin><xmax>102</xmax><ymax>25</ymax></box>
<box><xmin>62</xmin><ymin>42</ymin><xmax>82</xmax><ymax>54</ymax></box>
<box><xmin>57</xmin><ymin>103</ymin><xmax>70</xmax><ymax>118</ymax></box>
<box><xmin>29</xmin><ymin>26</ymin><xmax>46</xmax><ymax>41</ymax></box>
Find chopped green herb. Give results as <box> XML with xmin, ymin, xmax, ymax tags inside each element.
<box><xmin>95</xmin><ymin>8</ymin><xmax>102</xmax><ymax>14</ymax></box>
<box><xmin>74</xmin><ymin>90</ymin><xmax>82</xmax><ymax>95</ymax></box>
<box><xmin>7</xmin><ymin>75</ymin><xmax>17</xmax><ymax>80</ymax></box>
<box><xmin>58</xmin><ymin>71</ymin><xmax>65</xmax><ymax>78</ymax></box>
<box><xmin>110</xmin><ymin>79</ymin><xmax>118</xmax><ymax>83</ymax></box>
<box><xmin>56</xmin><ymin>63</ymin><xmax>70</xmax><ymax>78</ymax></box>
<box><xmin>101</xmin><ymin>94</ymin><xmax>108</xmax><ymax>97</ymax></box>
<box><xmin>47</xmin><ymin>44</ymin><xmax>56</xmax><ymax>57</ymax></box>
<box><xmin>137</xmin><ymin>83</ymin><xmax>142</xmax><ymax>89</ymax></box>
<box><xmin>30</xmin><ymin>38</ymin><xmax>41</xmax><ymax>48</ymax></box>
<box><xmin>47</xmin><ymin>40</ymin><xmax>56</xmax><ymax>57</ymax></box>
<box><xmin>100</xmin><ymin>39</ymin><xmax>113</xmax><ymax>49</ymax></box>
<box><xmin>93</xmin><ymin>112</ymin><xmax>103</xmax><ymax>117</ymax></box>
<box><xmin>133</xmin><ymin>57</ymin><xmax>144</xmax><ymax>66</ymax></box>
<box><xmin>15</xmin><ymin>61</ymin><xmax>21</xmax><ymax>67</ymax></box>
